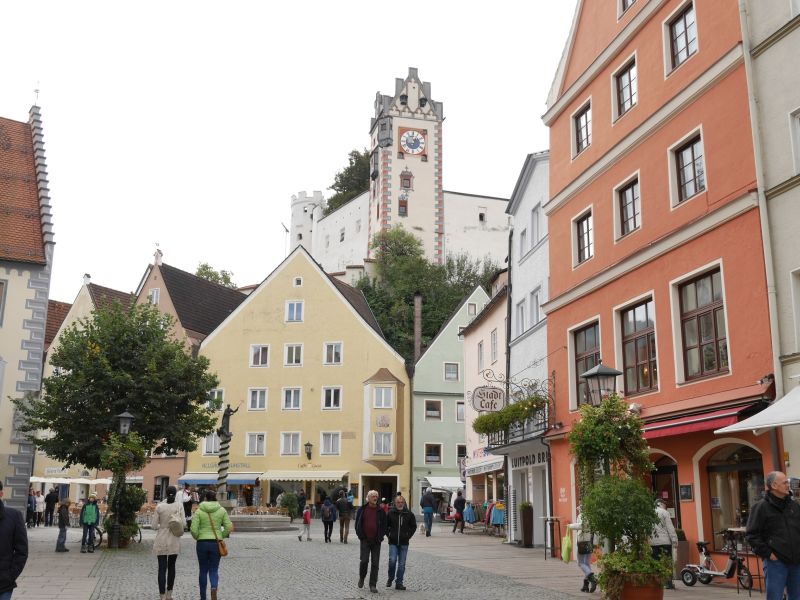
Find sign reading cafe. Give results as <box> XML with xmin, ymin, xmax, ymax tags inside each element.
<box><xmin>471</xmin><ymin>386</ymin><xmax>507</xmax><ymax>412</ymax></box>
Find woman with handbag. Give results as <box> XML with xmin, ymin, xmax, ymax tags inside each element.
<box><xmin>567</xmin><ymin>505</ymin><xmax>597</xmax><ymax>593</ymax></box>
<box><xmin>190</xmin><ymin>489</ymin><xmax>233</xmax><ymax>600</ymax></box>
<box><xmin>153</xmin><ymin>486</ymin><xmax>185</xmax><ymax>600</ymax></box>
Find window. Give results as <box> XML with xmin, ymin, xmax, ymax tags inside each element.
<box><xmin>574</xmin><ymin>322</ymin><xmax>600</xmax><ymax>406</ymax></box>
<box><xmin>323</xmin><ymin>387</ymin><xmax>341</xmax><ymax>410</ymax></box>
<box><xmin>424</xmin><ymin>443</ymin><xmax>442</xmax><ymax>464</ymax></box>
<box><xmin>400</xmin><ymin>171</ymin><xmax>413</xmax><ymax>189</ymax></box>
<box><xmin>325</xmin><ymin>235</ymin><xmax>330</xmax><ymax>249</ymax></box>
<box><xmin>457</xmin><ymin>444</ymin><xmax>467</xmax><ymax>460</ymax></box>
<box><xmin>621</xmin><ymin>0</ymin><xmax>636</xmax><ymax>13</ymax></box>
<box><xmin>576</xmin><ymin>211</ymin><xmax>594</xmax><ymax>263</ymax></box>
<box><xmin>0</xmin><ymin>280</ymin><xmax>5</xmax><ymax>325</ymax></box>
<box><xmin>374</xmin><ymin>387</ymin><xmax>393</xmax><ymax>408</ymax></box>
<box><xmin>286</xmin><ymin>301</ymin><xmax>303</xmax><ymax>322</ymax></box>
<box><xmin>516</xmin><ymin>300</ymin><xmax>527</xmax><ymax>336</ymax></box>
<box><xmin>574</xmin><ymin>103</ymin><xmax>592</xmax><ymax>154</ymax></box>
<box><xmin>456</xmin><ymin>401</ymin><xmax>465</xmax><ymax>422</ymax></box>
<box><xmin>519</xmin><ymin>229</ymin><xmax>527</xmax><ymax>256</ymax></box>
<box><xmin>293</xmin><ymin>277</ymin><xmax>303</xmax><ymax>287</ymax></box>
<box><xmin>250</xmin><ymin>345</ymin><xmax>269</xmax><ymax>367</ymax></box>
<box><xmin>206</xmin><ymin>389</ymin><xmax>223</xmax><ymax>411</ymax></box>
<box><xmin>680</xmin><ymin>269</ymin><xmax>728</xmax><ymax>379</ymax></box>
<box><xmin>669</xmin><ymin>4</ymin><xmax>698</xmax><ymax>69</ymax></box>
<box><xmin>285</xmin><ymin>344</ymin><xmax>303</xmax><ymax>366</ymax></box>
<box><xmin>615</xmin><ymin>60</ymin><xmax>638</xmax><ymax>117</ymax></box>
<box><xmin>283</xmin><ymin>388</ymin><xmax>301</xmax><ymax>410</ymax></box>
<box><xmin>425</xmin><ymin>400</ymin><xmax>442</xmax><ymax>420</ymax></box>
<box><xmin>148</xmin><ymin>288</ymin><xmax>160</xmax><ymax>305</ymax></box>
<box><xmin>490</xmin><ymin>329</ymin><xmax>498</xmax><ymax>363</ymax></box>
<box><xmin>791</xmin><ymin>109</ymin><xmax>800</xmax><ymax>175</ymax></box>
<box><xmin>247</xmin><ymin>433</ymin><xmax>265</xmax><ymax>456</ymax></box>
<box><xmin>374</xmin><ymin>432</ymin><xmax>392</xmax><ymax>455</ymax></box>
<box><xmin>531</xmin><ymin>288</ymin><xmax>542</xmax><ymax>325</ymax></box>
<box><xmin>675</xmin><ymin>136</ymin><xmax>705</xmax><ymax>202</ymax></box>
<box><xmin>339</xmin><ymin>228</ymin><xmax>345</xmax><ymax>242</ymax></box>
<box><xmin>356</xmin><ymin>219</ymin><xmax>362</xmax><ymax>233</ymax></box>
<box><xmin>531</xmin><ymin>205</ymin><xmax>541</xmax><ymax>245</ymax></box>
<box><xmin>203</xmin><ymin>433</ymin><xmax>220</xmax><ymax>455</ymax></box>
<box><xmin>468</xmin><ymin>303</ymin><xmax>477</xmax><ymax>316</ymax></box>
<box><xmin>398</xmin><ymin>196</ymin><xmax>408</xmax><ymax>217</ymax></box>
<box><xmin>619</xmin><ymin>179</ymin><xmax>641</xmax><ymax>236</ymax></box>
<box><xmin>444</xmin><ymin>362</ymin><xmax>459</xmax><ymax>382</ymax></box>
<box><xmin>248</xmin><ymin>388</ymin><xmax>267</xmax><ymax>410</ymax></box>
<box><xmin>621</xmin><ymin>299</ymin><xmax>658</xmax><ymax>395</ymax></box>
<box><xmin>281</xmin><ymin>432</ymin><xmax>300</xmax><ymax>455</ymax></box>
<box><xmin>324</xmin><ymin>342</ymin><xmax>342</xmax><ymax>365</ymax></box>
<box><xmin>321</xmin><ymin>432</ymin><xmax>340</xmax><ymax>455</ymax></box>
<box><xmin>478</xmin><ymin>341</ymin><xmax>484</xmax><ymax>372</ymax></box>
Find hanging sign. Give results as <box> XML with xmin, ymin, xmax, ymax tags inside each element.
<box><xmin>471</xmin><ymin>386</ymin><xmax>507</xmax><ymax>412</ymax></box>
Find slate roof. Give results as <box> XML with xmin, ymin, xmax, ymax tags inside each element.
<box><xmin>159</xmin><ymin>263</ymin><xmax>247</xmax><ymax>336</ymax></box>
<box><xmin>88</xmin><ymin>283</ymin><xmax>135</xmax><ymax>311</ymax></box>
<box><xmin>45</xmin><ymin>300</ymin><xmax>71</xmax><ymax>346</ymax></box>
<box><xmin>0</xmin><ymin>116</ymin><xmax>45</xmax><ymax>264</ymax></box>
<box><xmin>327</xmin><ymin>275</ymin><xmax>384</xmax><ymax>338</ymax></box>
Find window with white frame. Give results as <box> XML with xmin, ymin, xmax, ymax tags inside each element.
<box><xmin>293</xmin><ymin>277</ymin><xmax>303</xmax><ymax>287</ymax></box>
<box><xmin>148</xmin><ymin>288</ymin><xmax>160</xmax><ymax>305</ymax></box>
<box><xmin>621</xmin><ymin>0</ymin><xmax>636</xmax><ymax>14</ymax></box>
<box><xmin>374</xmin><ymin>387</ymin><xmax>393</xmax><ymax>408</ymax></box>
<box><xmin>456</xmin><ymin>401</ymin><xmax>465</xmax><ymax>422</ymax></box>
<box><xmin>675</xmin><ymin>135</ymin><xmax>705</xmax><ymax>203</ymax></box>
<box><xmin>283</xmin><ymin>388</ymin><xmax>301</xmax><ymax>410</ymax></box>
<box><xmin>324</xmin><ymin>342</ymin><xmax>342</xmax><ymax>365</ymax></box>
<box><xmin>286</xmin><ymin>301</ymin><xmax>303</xmax><ymax>322</ymax></box>
<box><xmin>281</xmin><ymin>432</ymin><xmax>300</xmax><ymax>455</ymax></box>
<box><xmin>374</xmin><ymin>432</ymin><xmax>392</xmax><ymax>455</ymax></box>
<box><xmin>792</xmin><ymin>109</ymin><xmax>800</xmax><ymax>175</ymax></box>
<box><xmin>516</xmin><ymin>300</ymin><xmax>527</xmax><ymax>336</ymax></box>
<box><xmin>574</xmin><ymin>102</ymin><xmax>592</xmax><ymax>155</ymax></box>
<box><xmin>321</xmin><ymin>432</ymin><xmax>340</xmax><ymax>455</ymax></box>
<box><xmin>531</xmin><ymin>288</ymin><xmax>542</xmax><ymax>325</ymax></box>
<box><xmin>478</xmin><ymin>340</ymin><xmax>484</xmax><ymax>372</ymax></box>
<box><xmin>323</xmin><ymin>387</ymin><xmax>341</xmax><ymax>410</ymax></box>
<box><xmin>285</xmin><ymin>344</ymin><xmax>303</xmax><ymax>366</ymax></box>
<box><xmin>206</xmin><ymin>389</ymin><xmax>223</xmax><ymax>411</ymax></box>
<box><xmin>425</xmin><ymin>400</ymin><xmax>442</xmax><ymax>420</ymax></box>
<box><xmin>615</xmin><ymin>59</ymin><xmax>637</xmax><ymax>118</ymax></box>
<box><xmin>246</xmin><ymin>432</ymin><xmax>265</xmax><ymax>455</ymax></box>
<box><xmin>250</xmin><ymin>345</ymin><xmax>269</xmax><ymax>367</ymax></box>
<box><xmin>444</xmin><ymin>362</ymin><xmax>459</xmax><ymax>382</ymax></box>
<box><xmin>618</xmin><ymin>178</ymin><xmax>641</xmax><ymax>236</ymax></box>
<box><xmin>679</xmin><ymin>269</ymin><xmax>728</xmax><ymax>380</ymax></box>
<box><xmin>669</xmin><ymin>3</ymin><xmax>697</xmax><ymax>70</ymax></box>
<box><xmin>621</xmin><ymin>299</ymin><xmax>658</xmax><ymax>395</ymax></box>
<box><xmin>203</xmin><ymin>433</ymin><xmax>220</xmax><ymax>455</ymax></box>
<box><xmin>248</xmin><ymin>388</ymin><xmax>267</xmax><ymax>410</ymax></box>
<box><xmin>490</xmin><ymin>328</ymin><xmax>498</xmax><ymax>363</ymax></box>
<box><xmin>468</xmin><ymin>303</ymin><xmax>477</xmax><ymax>316</ymax></box>
<box><xmin>424</xmin><ymin>443</ymin><xmax>442</xmax><ymax>464</ymax></box>
<box><xmin>457</xmin><ymin>444</ymin><xmax>467</xmax><ymax>461</ymax></box>
<box><xmin>576</xmin><ymin>211</ymin><xmax>594</xmax><ymax>264</ymax></box>
<box><xmin>519</xmin><ymin>229</ymin><xmax>527</xmax><ymax>257</ymax></box>
<box><xmin>531</xmin><ymin>205</ymin><xmax>541</xmax><ymax>245</ymax></box>
<box><xmin>574</xmin><ymin>322</ymin><xmax>600</xmax><ymax>406</ymax></box>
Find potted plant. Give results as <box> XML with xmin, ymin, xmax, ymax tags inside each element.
<box><xmin>569</xmin><ymin>394</ymin><xmax>672</xmax><ymax>600</ymax></box>
<box><xmin>519</xmin><ymin>501</ymin><xmax>534</xmax><ymax>548</ymax></box>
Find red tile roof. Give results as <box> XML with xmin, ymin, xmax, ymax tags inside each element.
<box><xmin>0</xmin><ymin>115</ymin><xmax>45</xmax><ymax>264</ymax></box>
<box><xmin>45</xmin><ymin>300</ymin><xmax>72</xmax><ymax>347</ymax></box>
<box><xmin>88</xmin><ymin>283</ymin><xmax>135</xmax><ymax>311</ymax></box>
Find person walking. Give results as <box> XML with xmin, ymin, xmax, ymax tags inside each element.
<box><xmin>650</xmin><ymin>499</ymin><xmax>678</xmax><ymax>589</ymax></box>
<box><xmin>44</xmin><ymin>489</ymin><xmax>59</xmax><ymax>527</ymax></box>
<box><xmin>55</xmin><ymin>498</ymin><xmax>71</xmax><ymax>553</ymax></box>
<box><xmin>190</xmin><ymin>490</ymin><xmax>232</xmax><ymax>600</ymax></box>
<box><xmin>181</xmin><ymin>487</ymin><xmax>193</xmax><ymax>530</ymax></box>
<box><xmin>298</xmin><ymin>504</ymin><xmax>312</xmax><ymax>541</ymax></box>
<box><xmin>25</xmin><ymin>491</ymin><xmax>35</xmax><ymax>529</ymax></box>
<box><xmin>320</xmin><ymin>497</ymin><xmax>337</xmax><ymax>543</ymax></box>
<box><xmin>451</xmin><ymin>490</ymin><xmax>466</xmax><ymax>534</ymax></box>
<box><xmin>34</xmin><ymin>492</ymin><xmax>45</xmax><ymax>527</ymax></box>
<box><xmin>567</xmin><ymin>505</ymin><xmax>597</xmax><ymax>593</ymax></box>
<box><xmin>79</xmin><ymin>493</ymin><xmax>101</xmax><ymax>553</ymax></box>
<box><xmin>419</xmin><ymin>487</ymin><xmax>436</xmax><ymax>537</ymax></box>
<box><xmin>0</xmin><ymin>481</ymin><xmax>28</xmax><ymax>600</ymax></box>
<box><xmin>335</xmin><ymin>490</ymin><xmax>352</xmax><ymax>543</ymax></box>
<box><xmin>746</xmin><ymin>471</ymin><xmax>800</xmax><ymax>600</ymax></box>
<box><xmin>153</xmin><ymin>486</ymin><xmax>185</xmax><ymax>600</ymax></box>
<box><xmin>385</xmin><ymin>495</ymin><xmax>416</xmax><ymax>591</ymax></box>
<box><xmin>355</xmin><ymin>490</ymin><xmax>387</xmax><ymax>593</ymax></box>
<box><xmin>296</xmin><ymin>489</ymin><xmax>306</xmax><ymax>518</ymax></box>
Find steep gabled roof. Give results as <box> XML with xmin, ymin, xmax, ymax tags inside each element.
<box><xmin>45</xmin><ymin>300</ymin><xmax>71</xmax><ymax>346</ymax></box>
<box><xmin>158</xmin><ymin>263</ymin><xmax>247</xmax><ymax>336</ymax></box>
<box><xmin>88</xmin><ymin>283</ymin><xmax>135</xmax><ymax>311</ymax></box>
<box><xmin>328</xmin><ymin>275</ymin><xmax>384</xmax><ymax>338</ymax></box>
<box><xmin>507</xmin><ymin>151</ymin><xmax>550</xmax><ymax>215</ymax></box>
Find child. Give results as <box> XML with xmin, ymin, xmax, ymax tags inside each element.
<box><xmin>298</xmin><ymin>504</ymin><xmax>312</xmax><ymax>541</ymax></box>
<box><xmin>56</xmin><ymin>498</ymin><xmax>71</xmax><ymax>552</ymax></box>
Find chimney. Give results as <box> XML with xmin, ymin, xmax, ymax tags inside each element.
<box><xmin>414</xmin><ymin>292</ymin><xmax>423</xmax><ymax>362</ymax></box>
<box><xmin>83</xmin><ymin>273</ymin><xmax>91</xmax><ymax>286</ymax></box>
<box><xmin>154</xmin><ymin>248</ymin><xmax>163</xmax><ymax>266</ymax></box>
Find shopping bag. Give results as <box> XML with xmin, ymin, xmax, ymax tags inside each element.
<box><xmin>561</xmin><ymin>534</ymin><xmax>573</xmax><ymax>562</ymax></box>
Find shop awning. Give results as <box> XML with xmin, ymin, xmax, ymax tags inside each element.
<box><xmin>644</xmin><ymin>405</ymin><xmax>754</xmax><ymax>440</ymax></box>
<box><xmin>422</xmin><ymin>476</ymin><xmax>464</xmax><ymax>492</ymax></box>
<box><xmin>260</xmin><ymin>470</ymin><xmax>348</xmax><ymax>482</ymax></box>
<box><xmin>177</xmin><ymin>472</ymin><xmax>262</xmax><ymax>485</ymax></box>
<box><xmin>716</xmin><ymin>384</ymin><xmax>800</xmax><ymax>435</ymax></box>
<box><xmin>464</xmin><ymin>457</ymin><xmax>504</xmax><ymax>477</ymax></box>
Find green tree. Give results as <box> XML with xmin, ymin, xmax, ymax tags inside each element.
<box><xmin>195</xmin><ymin>262</ymin><xmax>237</xmax><ymax>289</ymax></box>
<box><xmin>325</xmin><ymin>149</ymin><xmax>370</xmax><ymax>215</ymax></box>
<box><xmin>14</xmin><ymin>302</ymin><xmax>219</xmax><ymax>469</ymax></box>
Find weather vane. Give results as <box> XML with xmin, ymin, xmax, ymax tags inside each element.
<box><xmin>34</xmin><ymin>81</ymin><xmax>40</xmax><ymax>104</ymax></box>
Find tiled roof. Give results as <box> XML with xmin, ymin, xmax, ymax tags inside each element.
<box><xmin>45</xmin><ymin>300</ymin><xmax>71</xmax><ymax>346</ymax></box>
<box><xmin>88</xmin><ymin>283</ymin><xmax>135</xmax><ymax>311</ymax></box>
<box><xmin>327</xmin><ymin>275</ymin><xmax>384</xmax><ymax>338</ymax></box>
<box><xmin>159</xmin><ymin>263</ymin><xmax>247</xmax><ymax>336</ymax></box>
<box><xmin>0</xmin><ymin>116</ymin><xmax>45</xmax><ymax>264</ymax></box>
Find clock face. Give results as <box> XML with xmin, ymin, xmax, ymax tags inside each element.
<box><xmin>400</xmin><ymin>130</ymin><xmax>426</xmax><ymax>155</ymax></box>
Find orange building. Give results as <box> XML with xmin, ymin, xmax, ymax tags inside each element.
<box><xmin>542</xmin><ymin>0</ymin><xmax>780</xmax><ymax>555</ymax></box>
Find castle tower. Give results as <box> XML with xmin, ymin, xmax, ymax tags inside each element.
<box><xmin>289</xmin><ymin>190</ymin><xmax>325</xmax><ymax>254</ymax></box>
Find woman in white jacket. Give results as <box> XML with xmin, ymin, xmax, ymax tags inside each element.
<box><xmin>567</xmin><ymin>506</ymin><xmax>597</xmax><ymax>593</ymax></box>
<box><xmin>153</xmin><ymin>486</ymin><xmax>186</xmax><ymax>600</ymax></box>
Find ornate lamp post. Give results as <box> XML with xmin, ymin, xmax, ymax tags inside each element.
<box><xmin>109</xmin><ymin>410</ymin><xmax>135</xmax><ymax>549</ymax></box>
<box><xmin>304</xmin><ymin>441</ymin><xmax>313</xmax><ymax>461</ymax></box>
<box><xmin>580</xmin><ymin>361</ymin><xmax>623</xmax><ymax>406</ymax></box>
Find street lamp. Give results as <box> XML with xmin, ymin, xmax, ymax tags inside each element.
<box><xmin>116</xmin><ymin>411</ymin><xmax>135</xmax><ymax>435</ymax></box>
<box><xmin>580</xmin><ymin>361</ymin><xmax>623</xmax><ymax>406</ymax></box>
<box><xmin>304</xmin><ymin>441</ymin><xmax>313</xmax><ymax>460</ymax></box>
<box><xmin>109</xmin><ymin>410</ymin><xmax>135</xmax><ymax>549</ymax></box>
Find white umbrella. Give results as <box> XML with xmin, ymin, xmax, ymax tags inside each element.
<box><xmin>92</xmin><ymin>478</ymin><xmax>113</xmax><ymax>485</ymax></box>
<box><xmin>716</xmin><ymin>384</ymin><xmax>800</xmax><ymax>435</ymax></box>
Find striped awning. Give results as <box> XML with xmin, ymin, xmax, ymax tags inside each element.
<box><xmin>260</xmin><ymin>470</ymin><xmax>348</xmax><ymax>482</ymax></box>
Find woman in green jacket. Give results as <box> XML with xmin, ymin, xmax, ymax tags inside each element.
<box><xmin>190</xmin><ymin>490</ymin><xmax>233</xmax><ymax>600</ymax></box>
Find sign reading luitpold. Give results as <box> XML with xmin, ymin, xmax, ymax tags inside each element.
<box><xmin>471</xmin><ymin>386</ymin><xmax>507</xmax><ymax>412</ymax></box>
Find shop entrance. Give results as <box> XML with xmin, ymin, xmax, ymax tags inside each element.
<box><xmin>361</xmin><ymin>475</ymin><xmax>398</xmax><ymax>505</ymax></box>
<box><xmin>651</xmin><ymin>455</ymin><xmax>681</xmax><ymax>528</ymax></box>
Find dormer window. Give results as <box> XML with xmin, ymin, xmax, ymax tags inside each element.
<box><xmin>419</xmin><ymin>97</ymin><xmax>427</xmax><ymax>107</ymax></box>
<box><xmin>399</xmin><ymin>94</ymin><xmax>408</xmax><ymax>106</ymax></box>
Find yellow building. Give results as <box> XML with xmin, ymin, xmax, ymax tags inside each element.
<box><xmin>182</xmin><ymin>247</ymin><xmax>411</xmax><ymax>506</ymax></box>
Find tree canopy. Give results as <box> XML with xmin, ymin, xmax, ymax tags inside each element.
<box><xmin>325</xmin><ymin>149</ymin><xmax>370</xmax><ymax>215</ymax></box>
<box><xmin>14</xmin><ymin>302</ymin><xmax>219</xmax><ymax>469</ymax></box>
<box><xmin>196</xmin><ymin>262</ymin><xmax>237</xmax><ymax>289</ymax></box>
<box><xmin>357</xmin><ymin>228</ymin><xmax>498</xmax><ymax>363</ymax></box>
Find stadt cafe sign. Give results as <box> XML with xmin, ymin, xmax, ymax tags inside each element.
<box><xmin>471</xmin><ymin>386</ymin><xmax>507</xmax><ymax>412</ymax></box>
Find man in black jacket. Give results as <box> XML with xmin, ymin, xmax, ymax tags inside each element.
<box><xmin>419</xmin><ymin>487</ymin><xmax>436</xmax><ymax>537</ymax></box>
<box><xmin>746</xmin><ymin>471</ymin><xmax>800</xmax><ymax>600</ymax></box>
<box><xmin>385</xmin><ymin>495</ymin><xmax>416</xmax><ymax>591</ymax></box>
<box><xmin>355</xmin><ymin>490</ymin><xmax>387</xmax><ymax>593</ymax></box>
<box><xmin>335</xmin><ymin>490</ymin><xmax>352</xmax><ymax>543</ymax></box>
<box><xmin>0</xmin><ymin>481</ymin><xmax>29</xmax><ymax>599</ymax></box>
<box><xmin>44</xmin><ymin>489</ymin><xmax>59</xmax><ymax>527</ymax></box>
<box><xmin>452</xmin><ymin>490</ymin><xmax>466</xmax><ymax>534</ymax></box>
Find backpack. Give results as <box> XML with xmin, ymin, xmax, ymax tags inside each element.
<box><xmin>322</xmin><ymin>505</ymin><xmax>332</xmax><ymax>520</ymax></box>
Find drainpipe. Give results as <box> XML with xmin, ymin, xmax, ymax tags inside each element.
<box><xmin>413</xmin><ymin>292</ymin><xmax>423</xmax><ymax>363</ymax></box>
<box><xmin>505</xmin><ymin>226</ymin><xmax>513</xmax><ymax>543</ymax></box>
<box><xmin>738</xmin><ymin>0</ymin><xmax>783</xmax><ymax>470</ymax></box>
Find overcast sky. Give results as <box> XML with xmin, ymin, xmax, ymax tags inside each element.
<box><xmin>1</xmin><ymin>1</ymin><xmax>576</xmax><ymax>302</ymax></box>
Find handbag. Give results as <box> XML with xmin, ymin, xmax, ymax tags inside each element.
<box><xmin>168</xmin><ymin>503</ymin><xmax>185</xmax><ymax>537</ymax></box>
<box><xmin>206</xmin><ymin>509</ymin><xmax>228</xmax><ymax>557</ymax></box>
<box><xmin>577</xmin><ymin>533</ymin><xmax>594</xmax><ymax>555</ymax></box>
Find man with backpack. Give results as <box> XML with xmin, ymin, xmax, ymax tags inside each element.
<box><xmin>320</xmin><ymin>498</ymin><xmax>337</xmax><ymax>543</ymax></box>
<box><xmin>335</xmin><ymin>490</ymin><xmax>352</xmax><ymax>543</ymax></box>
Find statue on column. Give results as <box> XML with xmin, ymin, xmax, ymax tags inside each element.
<box><xmin>217</xmin><ymin>404</ymin><xmax>239</xmax><ymax>440</ymax></box>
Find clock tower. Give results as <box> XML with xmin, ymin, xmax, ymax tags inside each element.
<box><xmin>368</xmin><ymin>67</ymin><xmax>445</xmax><ymax>263</ymax></box>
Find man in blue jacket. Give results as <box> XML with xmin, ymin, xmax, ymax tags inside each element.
<box><xmin>355</xmin><ymin>490</ymin><xmax>387</xmax><ymax>593</ymax></box>
<box><xmin>0</xmin><ymin>481</ymin><xmax>29</xmax><ymax>599</ymax></box>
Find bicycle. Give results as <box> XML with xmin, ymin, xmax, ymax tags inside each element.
<box><xmin>680</xmin><ymin>529</ymin><xmax>753</xmax><ymax>589</ymax></box>
<box><xmin>91</xmin><ymin>523</ymin><xmax>142</xmax><ymax>548</ymax></box>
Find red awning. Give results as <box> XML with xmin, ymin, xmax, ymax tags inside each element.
<box><xmin>643</xmin><ymin>406</ymin><xmax>752</xmax><ymax>440</ymax></box>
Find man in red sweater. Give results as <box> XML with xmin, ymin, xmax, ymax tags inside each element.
<box><xmin>355</xmin><ymin>490</ymin><xmax>387</xmax><ymax>593</ymax></box>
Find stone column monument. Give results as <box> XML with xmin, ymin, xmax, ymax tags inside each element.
<box><xmin>216</xmin><ymin>404</ymin><xmax>239</xmax><ymax>512</ymax></box>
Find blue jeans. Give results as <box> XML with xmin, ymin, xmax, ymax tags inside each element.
<box><xmin>0</xmin><ymin>591</ymin><xmax>13</xmax><ymax>600</ymax></box>
<box><xmin>764</xmin><ymin>558</ymin><xmax>800</xmax><ymax>600</ymax></box>
<box><xmin>81</xmin><ymin>524</ymin><xmax>96</xmax><ymax>546</ymax></box>
<box><xmin>196</xmin><ymin>541</ymin><xmax>221</xmax><ymax>600</ymax></box>
<box><xmin>388</xmin><ymin>544</ymin><xmax>409</xmax><ymax>585</ymax></box>
<box><xmin>423</xmin><ymin>509</ymin><xmax>433</xmax><ymax>534</ymax></box>
<box><xmin>56</xmin><ymin>526</ymin><xmax>67</xmax><ymax>549</ymax></box>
